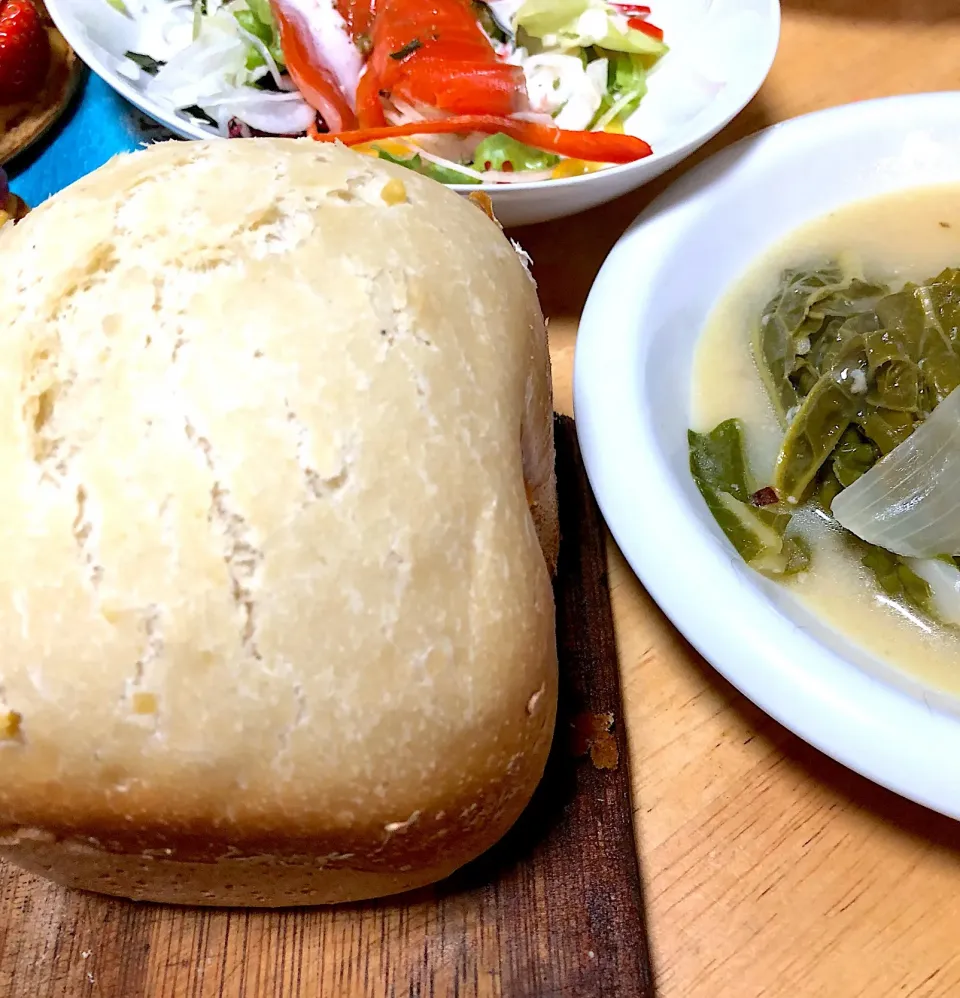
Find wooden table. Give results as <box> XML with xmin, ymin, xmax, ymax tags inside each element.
<box><xmin>518</xmin><ymin>2</ymin><xmax>960</xmax><ymax>995</ymax></box>
<box><xmin>6</xmin><ymin>6</ymin><xmax>960</xmax><ymax>997</ymax></box>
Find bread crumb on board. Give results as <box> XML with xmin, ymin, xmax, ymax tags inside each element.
<box><xmin>571</xmin><ymin>712</ymin><xmax>619</xmax><ymax>771</ymax></box>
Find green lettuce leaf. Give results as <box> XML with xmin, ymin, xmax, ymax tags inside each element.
<box><xmin>234</xmin><ymin>0</ymin><xmax>285</xmax><ymax>71</ymax></box>
<box><xmin>591</xmin><ymin>50</ymin><xmax>648</xmax><ymax>127</ymax></box>
<box><xmin>470</xmin><ymin>134</ymin><xmax>560</xmax><ymax>172</ymax></box>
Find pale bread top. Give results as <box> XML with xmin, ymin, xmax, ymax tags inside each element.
<box><xmin>0</xmin><ymin>139</ymin><xmax>558</xmax><ymax>869</ymax></box>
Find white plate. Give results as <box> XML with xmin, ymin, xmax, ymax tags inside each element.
<box><xmin>42</xmin><ymin>0</ymin><xmax>780</xmax><ymax>226</ymax></box>
<box><xmin>574</xmin><ymin>92</ymin><xmax>960</xmax><ymax>820</ymax></box>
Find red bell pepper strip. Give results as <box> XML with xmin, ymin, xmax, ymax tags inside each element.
<box><xmin>270</xmin><ymin>0</ymin><xmax>358</xmax><ymax>132</ymax></box>
<box><xmin>308</xmin><ymin>115</ymin><xmax>653</xmax><ymax>164</ymax></box>
<box><xmin>627</xmin><ymin>16</ymin><xmax>664</xmax><ymax>40</ymax></box>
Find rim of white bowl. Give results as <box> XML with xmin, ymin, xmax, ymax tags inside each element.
<box><xmin>43</xmin><ymin>0</ymin><xmax>780</xmax><ymax>195</ymax></box>
<box><xmin>574</xmin><ymin>91</ymin><xmax>960</xmax><ymax>821</ymax></box>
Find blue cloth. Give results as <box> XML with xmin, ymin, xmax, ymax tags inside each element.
<box><xmin>7</xmin><ymin>69</ymin><xmax>176</xmax><ymax>206</ymax></box>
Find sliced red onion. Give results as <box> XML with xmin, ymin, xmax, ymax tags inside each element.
<box><xmin>228</xmin><ymin>117</ymin><xmax>252</xmax><ymax>138</ymax></box>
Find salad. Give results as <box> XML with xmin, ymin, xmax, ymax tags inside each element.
<box><xmin>105</xmin><ymin>0</ymin><xmax>666</xmax><ymax>183</ymax></box>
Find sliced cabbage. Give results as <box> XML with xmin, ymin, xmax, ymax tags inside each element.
<box><xmin>832</xmin><ymin>384</ymin><xmax>960</xmax><ymax>557</ymax></box>
<box><xmin>135</xmin><ymin>4</ymin><xmax>316</xmax><ymax>134</ymax></box>
<box><xmin>145</xmin><ymin>10</ymin><xmax>257</xmax><ymax>108</ymax></box>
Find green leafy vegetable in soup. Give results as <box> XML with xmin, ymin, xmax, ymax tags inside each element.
<box><xmin>688</xmin><ymin>419</ymin><xmax>809</xmax><ymax>577</ymax></box>
<box><xmin>691</xmin><ymin>262</ymin><xmax>960</xmax><ymax>629</ymax></box>
<box><xmin>753</xmin><ymin>262</ymin><xmax>960</xmax><ymax>506</ymax></box>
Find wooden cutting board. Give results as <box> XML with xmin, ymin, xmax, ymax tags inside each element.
<box><xmin>0</xmin><ymin>416</ymin><xmax>653</xmax><ymax>998</ymax></box>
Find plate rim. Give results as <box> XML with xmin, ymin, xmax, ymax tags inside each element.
<box><xmin>573</xmin><ymin>90</ymin><xmax>960</xmax><ymax>821</ymax></box>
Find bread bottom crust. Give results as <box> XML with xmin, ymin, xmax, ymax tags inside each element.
<box><xmin>0</xmin><ymin>839</ymin><xmax>466</xmax><ymax>906</ymax></box>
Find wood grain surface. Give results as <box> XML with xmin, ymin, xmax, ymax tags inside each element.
<box><xmin>0</xmin><ymin>419</ymin><xmax>653</xmax><ymax>998</ymax></box>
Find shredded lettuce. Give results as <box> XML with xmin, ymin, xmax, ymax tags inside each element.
<box><xmin>591</xmin><ymin>50</ymin><xmax>647</xmax><ymax>128</ymax></box>
<box><xmin>470</xmin><ymin>133</ymin><xmax>560</xmax><ymax>172</ymax></box>
<box><xmin>609</xmin><ymin>51</ymin><xmax>648</xmax><ymax>111</ymax></box>
<box><xmin>234</xmin><ymin>0</ymin><xmax>285</xmax><ymax>71</ymax></box>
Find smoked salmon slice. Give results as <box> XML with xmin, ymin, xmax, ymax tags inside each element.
<box><xmin>334</xmin><ymin>0</ymin><xmax>377</xmax><ymax>38</ymax></box>
<box><xmin>269</xmin><ymin>0</ymin><xmax>361</xmax><ymax>132</ymax></box>
<box><xmin>367</xmin><ymin>0</ymin><xmax>528</xmax><ymax>118</ymax></box>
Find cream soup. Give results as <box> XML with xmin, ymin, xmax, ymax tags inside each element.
<box><xmin>691</xmin><ymin>185</ymin><xmax>960</xmax><ymax>696</ymax></box>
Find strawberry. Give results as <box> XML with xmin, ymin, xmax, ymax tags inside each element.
<box><xmin>0</xmin><ymin>0</ymin><xmax>50</xmax><ymax>105</ymax></box>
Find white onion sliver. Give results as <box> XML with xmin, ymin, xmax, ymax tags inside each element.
<box><xmin>387</xmin><ymin>97</ymin><xmax>448</xmax><ymax>124</ymax></box>
<box><xmin>413</xmin><ymin>147</ymin><xmax>487</xmax><ymax>182</ymax></box>
<box><xmin>208</xmin><ymin>90</ymin><xmax>316</xmax><ymax>133</ymax></box>
<box><xmin>200</xmin><ymin>88</ymin><xmax>305</xmax><ymax>108</ymax></box>
<box><xmin>229</xmin><ymin>103</ymin><xmax>315</xmax><ymax>133</ymax></box>
<box><xmin>832</xmin><ymin>385</ymin><xmax>960</xmax><ymax>557</ymax></box>
<box><xmin>906</xmin><ymin>558</ymin><xmax>960</xmax><ymax>627</ymax></box>
<box><xmin>509</xmin><ymin>110</ymin><xmax>559</xmax><ymax>125</ymax></box>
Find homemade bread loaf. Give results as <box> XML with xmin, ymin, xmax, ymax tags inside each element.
<box><xmin>0</xmin><ymin>139</ymin><xmax>558</xmax><ymax>906</ymax></box>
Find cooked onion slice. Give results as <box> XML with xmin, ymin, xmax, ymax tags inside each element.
<box><xmin>832</xmin><ymin>385</ymin><xmax>960</xmax><ymax>557</ymax></box>
<box><xmin>907</xmin><ymin>558</ymin><xmax>960</xmax><ymax>627</ymax></box>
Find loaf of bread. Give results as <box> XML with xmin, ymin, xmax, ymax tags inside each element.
<box><xmin>0</xmin><ymin>138</ymin><xmax>559</xmax><ymax>906</ymax></box>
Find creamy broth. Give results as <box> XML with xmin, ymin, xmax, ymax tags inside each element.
<box><xmin>691</xmin><ymin>185</ymin><xmax>960</xmax><ymax>697</ymax></box>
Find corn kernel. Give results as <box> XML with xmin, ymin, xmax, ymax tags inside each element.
<box><xmin>380</xmin><ymin>178</ymin><xmax>408</xmax><ymax>206</ymax></box>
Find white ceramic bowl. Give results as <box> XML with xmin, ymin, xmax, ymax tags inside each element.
<box><xmin>574</xmin><ymin>92</ymin><xmax>960</xmax><ymax>820</ymax></box>
<box><xmin>43</xmin><ymin>0</ymin><xmax>779</xmax><ymax>227</ymax></box>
